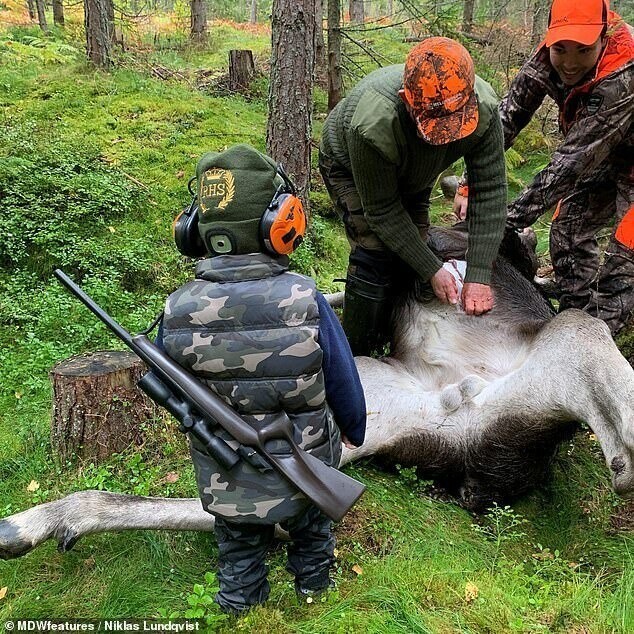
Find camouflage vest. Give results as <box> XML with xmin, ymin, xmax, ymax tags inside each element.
<box><xmin>162</xmin><ymin>253</ymin><xmax>341</xmax><ymax>524</ymax></box>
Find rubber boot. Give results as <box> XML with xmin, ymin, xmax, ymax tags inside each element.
<box><xmin>343</xmin><ymin>273</ymin><xmax>392</xmax><ymax>357</ymax></box>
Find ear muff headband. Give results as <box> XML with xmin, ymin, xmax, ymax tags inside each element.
<box><xmin>173</xmin><ymin>178</ymin><xmax>207</xmax><ymax>258</ymax></box>
<box><xmin>261</xmin><ymin>192</ymin><xmax>306</xmax><ymax>255</ymax></box>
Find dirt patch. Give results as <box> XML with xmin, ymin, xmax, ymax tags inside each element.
<box><xmin>609</xmin><ymin>501</ymin><xmax>634</xmax><ymax>533</ymax></box>
<box><xmin>335</xmin><ymin>504</ymin><xmax>394</xmax><ymax>557</ymax></box>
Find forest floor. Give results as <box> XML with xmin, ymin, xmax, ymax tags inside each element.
<box><xmin>0</xmin><ymin>7</ymin><xmax>632</xmax><ymax>633</ymax></box>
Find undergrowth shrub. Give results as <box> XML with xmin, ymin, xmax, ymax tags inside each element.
<box><xmin>0</xmin><ymin>122</ymin><xmax>147</xmax><ymax>277</ymax></box>
<box><xmin>157</xmin><ymin>572</ymin><xmax>228</xmax><ymax>627</ymax></box>
<box><xmin>0</xmin><ymin>26</ymin><xmax>82</xmax><ymax>65</ymax></box>
<box><xmin>289</xmin><ymin>214</ymin><xmax>329</xmax><ymax>276</ymax></box>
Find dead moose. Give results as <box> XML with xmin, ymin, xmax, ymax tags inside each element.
<box><xmin>1</xmin><ymin>227</ymin><xmax>634</xmax><ymax>560</ymax></box>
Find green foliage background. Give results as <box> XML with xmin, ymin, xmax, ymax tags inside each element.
<box><xmin>0</xmin><ymin>7</ymin><xmax>632</xmax><ymax>634</ymax></box>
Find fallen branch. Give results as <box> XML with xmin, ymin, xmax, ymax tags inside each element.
<box><xmin>121</xmin><ymin>171</ymin><xmax>149</xmax><ymax>191</ymax></box>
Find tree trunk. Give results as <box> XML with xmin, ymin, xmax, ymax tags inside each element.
<box><xmin>85</xmin><ymin>0</ymin><xmax>111</xmax><ymax>67</ymax></box>
<box><xmin>35</xmin><ymin>0</ymin><xmax>48</xmax><ymax>32</ymax></box>
<box><xmin>531</xmin><ymin>0</ymin><xmax>549</xmax><ymax>49</ymax></box>
<box><xmin>50</xmin><ymin>351</ymin><xmax>154</xmax><ymax>463</ymax></box>
<box><xmin>462</xmin><ymin>0</ymin><xmax>475</xmax><ymax>34</ymax></box>
<box><xmin>266</xmin><ymin>0</ymin><xmax>316</xmax><ymax>212</ymax></box>
<box><xmin>190</xmin><ymin>0</ymin><xmax>207</xmax><ymax>41</ymax></box>
<box><xmin>349</xmin><ymin>0</ymin><xmax>363</xmax><ymax>24</ymax></box>
<box><xmin>228</xmin><ymin>49</ymin><xmax>255</xmax><ymax>92</ymax></box>
<box><xmin>249</xmin><ymin>0</ymin><xmax>257</xmax><ymax>23</ymax></box>
<box><xmin>315</xmin><ymin>0</ymin><xmax>327</xmax><ymax>87</ymax></box>
<box><xmin>327</xmin><ymin>0</ymin><xmax>343</xmax><ymax>112</ymax></box>
<box><xmin>26</xmin><ymin>0</ymin><xmax>36</xmax><ymax>20</ymax></box>
<box><xmin>53</xmin><ymin>0</ymin><xmax>64</xmax><ymax>26</ymax></box>
<box><xmin>106</xmin><ymin>0</ymin><xmax>115</xmax><ymax>43</ymax></box>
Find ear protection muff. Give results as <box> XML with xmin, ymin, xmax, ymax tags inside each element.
<box><xmin>173</xmin><ymin>177</ymin><xmax>207</xmax><ymax>258</ymax></box>
<box><xmin>260</xmin><ymin>165</ymin><xmax>307</xmax><ymax>255</ymax></box>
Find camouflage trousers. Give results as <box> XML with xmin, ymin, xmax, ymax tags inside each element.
<box><xmin>510</xmin><ymin>164</ymin><xmax>634</xmax><ymax>335</ymax></box>
<box><xmin>213</xmin><ymin>504</ymin><xmax>335</xmax><ymax>614</ymax></box>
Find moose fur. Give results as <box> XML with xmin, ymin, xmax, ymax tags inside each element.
<box><xmin>1</xmin><ymin>227</ymin><xmax>633</xmax><ymax>560</ymax></box>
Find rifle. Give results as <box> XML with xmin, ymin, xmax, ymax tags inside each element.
<box><xmin>54</xmin><ymin>269</ymin><xmax>366</xmax><ymax>522</ymax></box>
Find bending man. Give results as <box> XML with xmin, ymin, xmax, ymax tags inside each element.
<box><xmin>319</xmin><ymin>37</ymin><xmax>507</xmax><ymax>356</ymax></box>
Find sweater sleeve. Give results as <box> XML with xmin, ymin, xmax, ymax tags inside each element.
<box><xmin>346</xmin><ymin>130</ymin><xmax>443</xmax><ymax>281</ymax></box>
<box><xmin>508</xmin><ymin>69</ymin><xmax>634</xmax><ymax>228</ymax></box>
<box><xmin>463</xmin><ymin>114</ymin><xmax>508</xmax><ymax>284</ymax></box>
<box><xmin>316</xmin><ymin>292</ymin><xmax>367</xmax><ymax>447</ymax></box>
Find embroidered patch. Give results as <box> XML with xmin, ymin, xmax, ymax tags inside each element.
<box><xmin>199</xmin><ymin>168</ymin><xmax>235</xmax><ymax>214</ymax></box>
<box><xmin>586</xmin><ymin>93</ymin><xmax>604</xmax><ymax>115</ymax></box>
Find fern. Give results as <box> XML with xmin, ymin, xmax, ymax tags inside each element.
<box><xmin>0</xmin><ymin>34</ymin><xmax>81</xmax><ymax>64</ymax></box>
<box><xmin>504</xmin><ymin>146</ymin><xmax>525</xmax><ymax>170</ymax></box>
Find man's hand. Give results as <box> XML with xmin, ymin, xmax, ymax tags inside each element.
<box><xmin>342</xmin><ymin>435</ymin><xmax>357</xmax><ymax>449</ymax></box>
<box><xmin>452</xmin><ymin>191</ymin><xmax>468</xmax><ymax>221</ymax></box>
<box><xmin>430</xmin><ymin>267</ymin><xmax>459</xmax><ymax>305</ymax></box>
<box><xmin>462</xmin><ymin>282</ymin><xmax>494</xmax><ymax>316</ymax></box>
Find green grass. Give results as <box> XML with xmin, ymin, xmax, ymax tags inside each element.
<box><xmin>1</xmin><ymin>12</ymin><xmax>633</xmax><ymax>634</ymax></box>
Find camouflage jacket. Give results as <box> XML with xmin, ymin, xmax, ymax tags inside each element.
<box><xmin>162</xmin><ymin>253</ymin><xmax>341</xmax><ymax>524</ymax></box>
<box><xmin>504</xmin><ymin>13</ymin><xmax>634</xmax><ymax>228</ymax></box>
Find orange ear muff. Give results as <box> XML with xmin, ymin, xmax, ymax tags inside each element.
<box><xmin>261</xmin><ymin>193</ymin><xmax>306</xmax><ymax>255</ymax></box>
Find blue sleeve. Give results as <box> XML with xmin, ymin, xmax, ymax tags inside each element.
<box><xmin>316</xmin><ymin>292</ymin><xmax>367</xmax><ymax>447</ymax></box>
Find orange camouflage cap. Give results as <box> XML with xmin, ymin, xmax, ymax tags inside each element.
<box><xmin>403</xmin><ymin>37</ymin><xmax>478</xmax><ymax>145</ymax></box>
<box><xmin>545</xmin><ymin>0</ymin><xmax>608</xmax><ymax>47</ymax></box>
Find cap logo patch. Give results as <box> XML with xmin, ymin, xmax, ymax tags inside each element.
<box><xmin>199</xmin><ymin>168</ymin><xmax>235</xmax><ymax>213</ymax></box>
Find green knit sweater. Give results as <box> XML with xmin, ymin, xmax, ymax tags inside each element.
<box><xmin>321</xmin><ymin>65</ymin><xmax>507</xmax><ymax>285</ymax></box>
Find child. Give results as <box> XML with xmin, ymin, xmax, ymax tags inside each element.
<box><xmin>160</xmin><ymin>144</ymin><xmax>366</xmax><ymax>614</ymax></box>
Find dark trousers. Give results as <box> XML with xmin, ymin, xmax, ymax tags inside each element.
<box><xmin>213</xmin><ymin>504</ymin><xmax>335</xmax><ymax>614</ymax></box>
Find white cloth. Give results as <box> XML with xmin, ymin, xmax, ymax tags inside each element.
<box><xmin>442</xmin><ymin>259</ymin><xmax>467</xmax><ymax>298</ymax></box>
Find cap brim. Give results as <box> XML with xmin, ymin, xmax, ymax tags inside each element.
<box><xmin>545</xmin><ymin>24</ymin><xmax>604</xmax><ymax>47</ymax></box>
<box><xmin>415</xmin><ymin>92</ymin><xmax>479</xmax><ymax>145</ymax></box>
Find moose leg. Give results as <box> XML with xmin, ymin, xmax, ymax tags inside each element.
<box><xmin>0</xmin><ymin>491</ymin><xmax>212</xmax><ymax>560</ymax></box>
<box><xmin>474</xmin><ymin>310</ymin><xmax>634</xmax><ymax>497</ymax></box>
<box><xmin>0</xmin><ymin>490</ymin><xmax>297</xmax><ymax>560</ymax></box>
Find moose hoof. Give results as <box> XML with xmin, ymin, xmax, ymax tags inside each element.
<box><xmin>58</xmin><ymin>528</ymin><xmax>80</xmax><ymax>553</ymax></box>
<box><xmin>611</xmin><ymin>456</ymin><xmax>634</xmax><ymax>498</ymax></box>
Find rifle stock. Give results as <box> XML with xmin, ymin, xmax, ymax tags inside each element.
<box><xmin>53</xmin><ymin>269</ymin><xmax>365</xmax><ymax>522</ymax></box>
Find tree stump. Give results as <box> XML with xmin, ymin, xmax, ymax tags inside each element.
<box><xmin>51</xmin><ymin>351</ymin><xmax>154</xmax><ymax>463</ymax></box>
<box><xmin>228</xmin><ymin>49</ymin><xmax>255</xmax><ymax>92</ymax></box>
